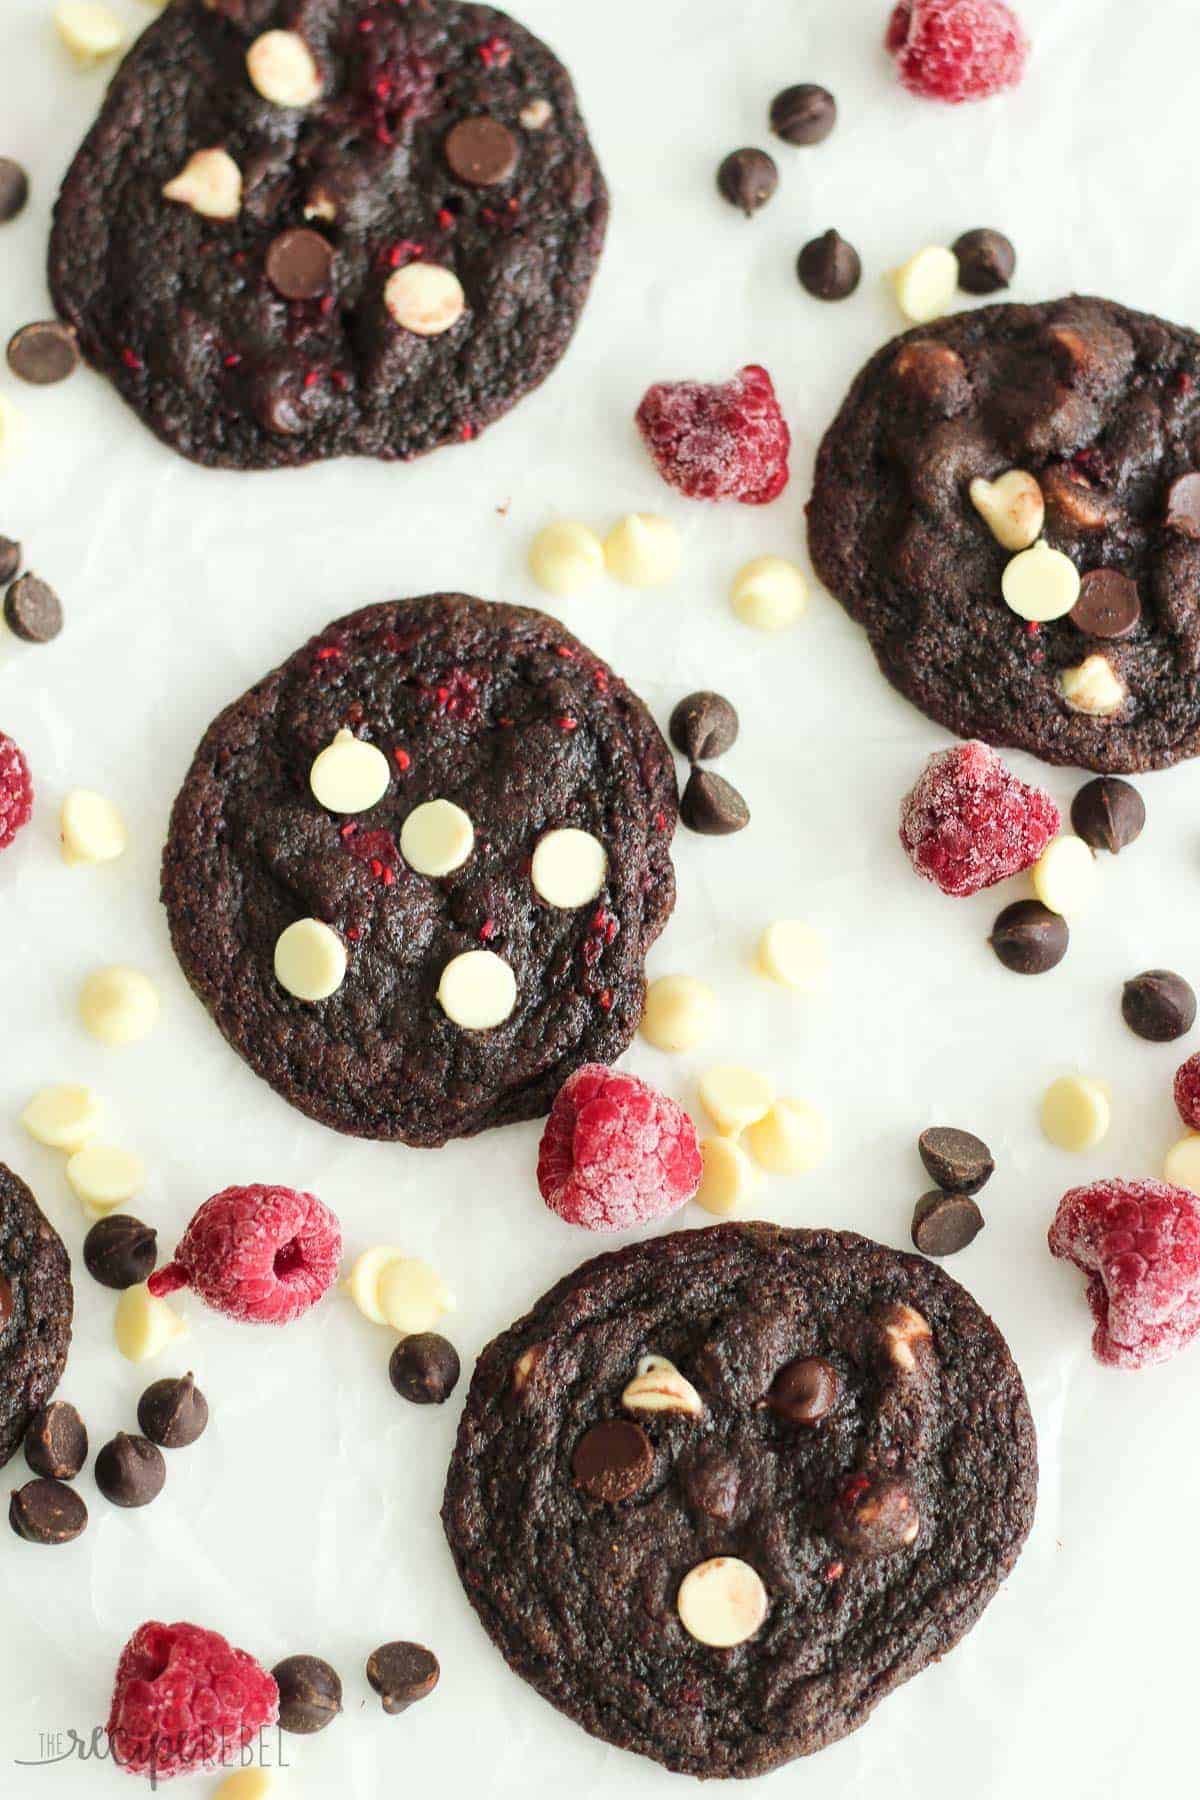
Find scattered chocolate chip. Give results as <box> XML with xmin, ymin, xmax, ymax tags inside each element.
<box><xmin>0</xmin><ymin>538</ymin><xmax>20</xmax><ymax>584</ymax></box>
<box><xmin>444</xmin><ymin>116</ymin><xmax>519</xmax><ymax>186</ymax></box>
<box><xmin>831</xmin><ymin>1475</ymin><xmax>919</xmax><ymax>1557</ymax></box>
<box><xmin>265</xmin><ymin>228</ymin><xmax>334</xmax><ymax>301</ymax></box>
<box><xmin>918</xmin><ymin>1127</ymin><xmax>993</xmax><ymax>1194</ymax></box>
<box><xmin>366</xmin><ymin>1641</ymin><xmax>440</xmax><ymax>1716</ymax></box>
<box><xmin>680</xmin><ymin>1451</ymin><xmax>740</xmax><ymax>1520</ymax></box>
<box><xmin>94</xmin><ymin>1433</ymin><xmax>166</xmax><ymax>1509</ymax></box>
<box><xmin>10</xmin><ymin>1478</ymin><xmax>87</xmax><ymax>1545</ymax></box>
<box><xmin>1164</xmin><ymin>471</ymin><xmax>1200</xmax><ymax>539</ymax></box>
<box><xmin>4</xmin><ymin>573</ymin><xmax>63</xmax><ymax>644</ymax></box>
<box><xmin>24</xmin><ymin>1402</ymin><xmax>88</xmax><ymax>1481</ymax></box>
<box><xmin>669</xmin><ymin>691</ymin><xmax>739</xmax><ymax>761</ymax></box>
<box><xmin>1069</xmin><ymin>568</ymin><xmax>1140</xmax><ymax>639</ymax></box>
<box><xmin>272</xmin><ymin>1654</ymin><xmax>343</xmax><ymax>1735</ymax></box>
<box><xmin>680</xmin><ymin>767</ymin><xmax>750</xmax><ymax>836</ymax></box>
<box><xmin>716</xmin><ymin>147</ymin><xmax>778</xmax><ymax>217</ymax></box>
<box><xmin>1122</xmin><ymin>969</ymin><xmax>1197</xmax><ymax>1043</ymax></box>
<box><xmin>571</xmin><ymin>1420</ymin><xmax>653</xmax><ymax>1503</ymax></box>
<box><xmin>988</xmin><ymin>899</ymin><xmax>1069</xmax><ymax>975</ymax></box>
<box><xmin>137</xmin><ymin>1374</ymin><xmax>208</xmax><ymax>1449</ymax></box>
<box><xmin>797</xmin><ymin>229</ymin><xmax>861</xmax><ymax>301</ymax></box>
<box><xmin>951</xmin><ymin>228</ymin><xmax>1015</xmax><ymax>295</ymax></box>
<box><xmin>770</xmin><ymin>83</ymin><xmax>837</xmax><ymax>145</ymax></box>
<box><xmin>1070</xmin><ymin>777</ymin><xmax>1145</xmax><ymax>855</ymax></box>
<box><xmin>83</xmin><ymin>1214</ymin><xmax>158</xmax><ymax>1290</ymax></box>
<box><xmin>388</xmin><ymin>1333</ymin><xmax>461</xmax><ymax>1406</ymax></box>
<box><xmin>911</xmin><ymin>1190</ymin><xmax>985</xmax><ymax>1258</ymax></box>
<box><xmin>767</xmin><ymin>1356</ymin><xmax>840</xmax><ymax>1425</ymax></box>
<box><xmin>0</xmin><ymin>158</ymin><xmax>29</xmax><ymax>224</ymax></box>
<box><xmin>6</xmin><ymin>321</ymin><xmax>80</xmax><ymax>386</ymax></box>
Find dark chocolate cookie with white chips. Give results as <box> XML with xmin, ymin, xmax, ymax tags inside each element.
<box><xmin>0</xmin><ymin>1164</ymin><xmax>73</xmax><ymax>1468</ymax></box>
<box><xmin>49</xmin><ymin>0</ymin><xmax>607</xmax><ymax>470</ymax></box>
<box><xmin>442</xmin><ymin>1221</ymin><xmax>1037</xmax><ymax>1779</ymax></box>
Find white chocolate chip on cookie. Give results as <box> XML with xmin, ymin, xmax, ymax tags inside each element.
<box><xmin>162</xmin><ymin>148</ymin><xmax>243</xmax><ymax>221</ymax></box>
<box><xmin>1059</xmin><ymin>655</ymin><xmax>1127</xmax><ymax>717</ymax></box>
<box><xmin>1031</xmin><ymin>836</ymin><xmax>1095</xmax><ymax>917</ymax></box>
<box><xmin>1001</xmin><ymin>540</ymin><xmax>1080</xmax><ymax>622</ymax></box>
<box><xmin>274</xmin><ymin>919</ymin><xmax>347</xmax><ymax>1002</ymax></box>
<box><xmin>699</xmin><ymin>1065</ymin><xmax>776</xmax><ymax>1135</ymax></box>
<box><xmin>621</xmin><ymin>1354</ymin><xmax>704</xmax><ymax>1417</ymax></box>
<box><xmin>730</xmin><ymin>556</ymin><xmax>807</xmax><ymax>631</ymax></box>
<box><xmin>79</xmin><ymin>966</ymin><xmax>160</xmax><ymax>1046</ymax></box>
<box><xmin>246</xmin><ymin>30</ymin><xmax>322</xmax><ymax>107</ymax></box>
<box><xmin>694</xmin><ymin>1136</ymin><xmax>762</xmax><ymax>1216</ymax></box>
<box><xmin>438</xmin><ymin>950</ymin><xmax>516</xmax><ymax>1030</ymax></box>
<box><xmin>400</xmin><ymin>799</ymin><xmax>474</xmax><ymax>877</ymax></box>
<box><xmin>677</xmin><ymin>1557</ymin><xmax>768</xmax><ymax>1647</ymax></box>
<box><xmin>115</xmin><ymin>1283</ymin><xmax>187</xmax><ymax>1363</ymax></box>
<box><xmin>889</xmin><ymin>247</ymin><xmax>958</xmax><ymax>323</ymax></box>
<box><xmin>310</xmin><ymin>728</ymin><xmax>390</xmax><ymax>814</ymax></box>
<box><xmin>384</xmin><ymin>264</ymin><xmax>466</xmax><ymax>336</ymax></box>
<box><xmin>520</xmin><ymin>98</ymin><xmax>553</xmax><ymax>130</ymax></box>
<box><xmin>640</xmin><ymin>974</ymin><xmax>717</xmax><ymax>1053</ymax></box>
<box><xmin>61</xmin><ymin>789</ymin><xmax>127</xmax><ymax>864</ymax></box>
<box><xmin>969</xmin><ymin>471</ymin><xmax>1045</xmax><ymax>552</ymax></box>
<box><xmin>22</xmin><ymin>1084</ymin><xmax>103</xmax><ymax>1152</ymax></box>
<box><xmin>55</xmin><ymin>1</ymin><xmax>124</xmax><ymax>63</ymax></box>
<box><xmin>604</xmin><ymin>514</ymin><xmax>681</xmax><ymax>588</ymax></box>
<box><xmin>528</xmin><ymin>521</ymin><xmax>604</xmax><ymax>597</ymax></box>
<box><xmin>531</xmin><ymin>829</ymin><xmax>607</xmax><ymax>909</ymax></box>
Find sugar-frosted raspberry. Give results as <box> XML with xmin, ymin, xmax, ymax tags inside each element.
<box><xmin>1175</xmin><ymin>1054</ymin><xmax>1200</xmax><ymax>1130</ymax></box>
<box><xmin>537</xmin><ymin>1064</ymin><xmax>702</xmax><ymax>1232</ymax></box>
<box><xmin>1049</xmin><ymin>1179</ymin><xmax>1200</xmax><ymax>1370</ymax></box>
<box><xmin>899</xmin><ymin>740</ymin><xmax>1059</xmax><ymax>897</ymax></box>
<box><xmin>0</xmin><ymin>732</ymin><xmax>33</xmax><ymax>851</ymax></box>
<box><xmin>635</xmin><ymin>365</ymin><xmax>791</xmax><ymax>504</ymax></box>
<box><xmin>886</xmin><ymin>0</ymin><xmax>1029</xmax><ymax>103</ymax></box>
<box><xmin>107</xmin><ymin>1620</ymin><xmax>278</xmax><ymax>1781</ymax></box>
<box><xmin>148</xmin><ymin>1185</ymin><xmax>341</xmax><ymax>1324</ymax></box>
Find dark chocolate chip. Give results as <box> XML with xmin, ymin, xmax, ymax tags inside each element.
<box><xmin>366</xmin><ymin>1641</ymin><xmax>440</xmax><ymax>1715</ymax></box>
<box><xmin>1164</xmin><ymin>471</ymin><xmax>1200</xmax><ymax>539</ymax></box>
<box><xmin>952</xmin><ymin>228</ymin><xmax>1016</xmax><ymax>295</ymax></box>
<box><xmin>1122</xmin><ymin>970</ymin><xmax>1197</xmax><ymax>1043</ymax></box>
<box><xmin>265</xmin><ymin>228</ymin><xmax>334</xmax><ymax>301</ymax></box>
<box><xmin>571</xmin><ymin>1420</ymin><xmax>653</xmax><ymax>1503</ymax></box>
<box><xmin>679</xmin><ymin>767</ymin><xmax>750</xmax><ymax>836</ymax></box>
<box><xmin>83</xmin><ymin>1214</ymin><xmax>158</xmax><ymax>1290</ymax></box>
<box><xmin>137</xmin><ymin>1374</ymin><xmax>208</xmax><ymax>1448</ymax></box>
<box><xmin>24</xmin><ymin>1402</ymin><xmax>88</xmax><ymax>1480</ymax></box>
<box><xmin>911</xmin><ymin>1190</ymin><xmax>985</xmax><ymax>1258</ymax></box>
<box><xmin>1069</xmin><ymin>568</ymin><xmax>1140</xmax><ymax>639</ymax></box>
<box><xmin>444</xmin><ymin>116</ymin><xmax>519</xmax><ymax>186</ymax></box>
<box><xmin>797</xmin><ymin>229</ymin><xmax>861</xmax><ymax>301</ymax></box>
<box><xmin>769</xmin><ymin>83</ymin><xmax>837</xmax><ymax>146</ymax></box>
<box><xmin>388</xmin><ymin>1333</ymin><xmax>461</xmax><ymax>1405</ymax></box>
<box><xmin>680</xmin><ymin>1451</ymin><xmax>740</xmax><ymax>1520</ymax></box>
<box><xmin>4</xmin><ymin>573</ymin><xmax>63</xmax><ymax>643</ymax></box>
<box><xmin>94</xmin><ymin>1433</ymin><xmax>166</xmax><ymax>1508</ymax></box>
<box><xmin>1070</xmin><ymin>777</ymin><xmax>1145</xmax><ymax>855</ymax></box>
<box><xmin>918</xmin><ymin>1127</ymin><xmax>994</xmax><ymax>1195</ymax></box>
<box><xmin>831</xmin><ymin>1476</ymin><xmax>919</xmax><ymax>1557</ymax></box>
<box><xmin>0</xmin><ymin>537</ymin><xmax>20</xmax><ymax>584</ymax></box>
<box><xmin>0</xmin><ymin>1273</ymin><xmax>12</xmax><ymax>1330</ymax></box>
<box><xmin>6</xmin><ymin>321</ymin><xmax>80</xmax><ymax>386</ymax></box>
<box><xmin>10</xmin><ymin>1478</ymin><xmax>87</xmax><ymax>1545</ymax></box>
<box><xmin>716</xmin><ymin>148</ymin><xmax>778</xmax><ymax>217</ymax></box>
<box><xmin>988</xmin><ymin>899</ymin><xmax>1069</xmax><ymax>975</ymax></box>
<box><xmin>767</xmin><ymin>1356</ymin><xmax>840</xmax><ymax>1425</ymax></box>
<box><xmin>272</xmin><ymin>1654</ymin><xmax>343</xmax><ymax>1734</ymax></box>
<box><xmin>0</xmin><ymin>158</ymin><xmax>29</xmax><ymax>224</ymax></box>
<box><xmin>669</xmin><ymin>691</ymin><xmax>739</xmax><ymax>762</ymax></box>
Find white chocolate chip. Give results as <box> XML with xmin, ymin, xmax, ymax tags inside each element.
<box><xmin>162</xmin><ymin>148</ymin><xmax>243</xmax><ymax>221</ymax></box>
<box><xmin>621</xmin><ymin>1354</ymin><xmax>703</xmax><ymax>1417</ymax></box>
<box><xmin>604</xmin><ymin>514</ymin><xmax>681</xmax><ymax>588</ymax></box>
<box><xmin>694</xmin><ymin>1136</ymin><xmax>762</xmax><ymax>1216</ymax></box>
<box><xmin>531</xmin><ymin>828</ymin><xmax>607</xmax><ymax>909</ymax></box>
<box><xmin>66</xmin><ymin>1145</ymin><xmax>145</xmax><ymax>1214</ymax></box>
<box><xmin>384</xmin><ymin>264</ymin><xmax>466</xmax><ymax>336</ymax></box>
<box><xmin>79</xmin><ymin>966</ymin><xmax>160</xmax><ymax>1046</ymax></box>
<box><xmin>1041</xmin><ymin>1076</ymin><xmax>1110</xmax><ymax>1151</ymax></box>
<box><xmin>889</xmin><ymin>247</ymin><xmax>958</xmax><ymax>324</ymax></box>
<box><xmin>879</xmin><ymin>1302</ymin><xmax>932</xmax><ymax>1372</ymax></box>
<box><xmin>640</xmin><ymin>974</ymin><xmax>717</xmax><ymax>1053</ymax></box>
<box><xmin>757</xmin><ymin>920</ymin><xmax>827</xmax><ymax>992</ymax></box>
<box><xmin>216</xmin><ymin>1770</ymin><xmax>277</xmax><ymax>1800</ymax></box>
<box><xmin>22</xmin><ymin>1084</ymin><xmax>103</xmax><ymax>1152</ymax></box>
<box><xmin>699</xmin><ymin>1065</ymin><xmax>776</xmax><ymax>1135</ymax></box>
<box><xmin>527</xmin><ymin>521</ymin><xmax>605</xmax><ymax>597</ymax></box>
<box><xmin>677</xmin><ymin>1557</ymin><xmax>768</xmax><ymax>1648</ymax></box>
<box><xmin>1164</xmin><ymin>1134</ymin><xmax>1200</xmax><ymax>1194</ymax></box>
<box><xmin>1031</xmin><ymin>836</ymin><xmax>1095</xmax><ymax>917</ymax></box>
<box><xmin>310</xmin><ymin>728</ymin><xmax>390</xmax><ymax>815</ymax></box>
<box><xmin>115</xmin><ymin>1283</ymin><xmax>187</xmax><ymax>1363</ymax></box>
<box><xmin>969</xmin><ymin>471</ymin><xmax>1045</xmax><ymax>553</ymax></box>
<box><xmin>55</xmin><ymin>1</ymin><xmax>124</xmax><ymax>63</ymax></box>
<box><xmin>745</xmin><ymin>1100</ymin><xmax>831</xmax><ymax>1175</ymax></box>
<box><xmin>400</xmin><ymin>799</ymin><xmax>474</xmax><ymax>877</ymax></box>
<box><xmin>438</xmin><ymin>949</ymin><xmax>516</xmax><ymax>1030</ymax></box>
<box><xmin>1001</xmin><ymin>540</ymin><xmax>1081</xmax><ymax>622</ymax></box>
<box><xmin>520</xmin><ymin>99</ymin><xmax>553</xmax><ymax>130</ymax></box>
<box><xmin>377</xmin><ymin>1256</ymin><xmax>454</xmax><ymax>1336</ymax></box>
<box><xmin>61</xmin><ymin>789</ymin><xmax>128</xmax><ymax>865</ymax></box>
<box><xmin>274</xmin><ymin>919</ymin><xmax>347</xmax><ymax>1002</ymax></box>
<box><xmin>730</xmin><ymin>556</ymin><xmax>807</xmax><ymax>632</ymax></box>
<box><xmin>246</xmin><ymin>30</ymin><xmax>322</xmax><ymax>107</ymax></box>
<box><xmin>1059</xmin><ymin>655</ymin><xmax>1127</xmax><ymax>718</ymax></box>
<box><xmin>346</xmin><ymin>1245</ymin><xmax>406</xmax><ymax>1325</ymax></box>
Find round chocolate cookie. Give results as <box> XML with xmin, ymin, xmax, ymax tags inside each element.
<box><xmin>162</xmin><ymin>595</ymin><xmax>676</xmax><ymax>1147</ymax></box>
<box><xmin>49</xmin><ymin>0</ymin><xmax>607</xmax><ymax>471</ymax></box>
<box><xmin>0</xmin><ymin>1164</ymin><xmax>73</xmax><ymax>1469</ymax></box>
<box><xmin>808</xmin><ymin>297</ymin><xmax>1200</xmax><ymax>771</ymax></box>
<box><xmin>442</xmin><ymin>1221</ymin><xmax>1037</xmax><ymax>1779</ymax></box>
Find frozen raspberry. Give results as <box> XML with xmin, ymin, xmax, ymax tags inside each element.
<box><xmin>635</xmin><ymin>365</ymin><xmax>791</xmax><ymax>504</ymax></box>
<box><xmin>899</xmin><ymin>740</ymin><xmax>1059</xmax><ymax>897</ymax></box>
<box><xmin>1049</xmin><ymin>1179</ymin><xmax>1200</xmax><ymax>1370</ymax></box>
<box><xmin>537</xmin><ymin>1064</ymin><xmax>702</xmax><ymax>1232</ymax></box>
<box><xmin>886</xmin><ymin>0</ymin><xmax>1029</xmax><ymax>103</ymax></box>
<box><xmin>107</xmin><ymin>1620</ymin><xmax>278</xmax><ymax>1781</ymax></box>
<box><xmin>1176</xmin><ymin>1054</ymin><xmax>1200</xmax><ymax>1131</ymax></box>
<box><xmin>0</xmin><ymin>731</ymin><xmax>33</xmax><ymax>851</ymax></box>
<box><xmin>148</xmin><ymin>1185</ymin><xmax>341</xmax><ymax>1324</ymax></box>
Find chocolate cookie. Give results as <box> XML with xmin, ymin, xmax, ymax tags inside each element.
<box><xmin>442</xmin><ymin>1222</ymin><xmax>1037</xmax><ymax>1778</ymax></box>
<box><xmin>0</xmin><ymin>1164</ymin><xmax>73</xmax><ymax>1469</ymax></box>
<box><xmin>162</xmin><ymin>595</ymin><xmax>676</xmax><ymax>1147</ymax></box>
<box><xmin>49</xmin><ymin>0</ymin><xmax>607</xmax><ymax>470</ymax></box>
<box><xmin>808</xmin><ymin>296</ymin><xmax>1200</xmax><ymax>771</ymax></box>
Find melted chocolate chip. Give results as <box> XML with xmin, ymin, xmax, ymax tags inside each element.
<box><xmin>952</xmin><ymin>228</ymin><xmax>1015</xmax><ymax>295</ymax></box>
<box><xmin>769</xmin><ymin>84</ymin><xmax>837</xmax><ymax>146</ymax></box>
<box><xmin>571</xmin><ymin>1420</ymin><xmax>653</xmax><ymax>1503</ymax></box>
<box><xmin>1122</xmin><ymin>970</ymin><xmax>1197</xmax><ymax>1043</ymax></box>
<box><xmin>366</xmin><ymin>1641</ymin><xmax>440</xmax><ymax>1715</ymax></box>
<box><xmin>680</xmin><ymin>767</ymin><xmax>750</xmax><ymax>835</ymax></box>
<box><xmin>1069</xmin><ymin>568</ymin><xmax>1140</xmax><ymax>639</ymax></box>
<box><xmin>265</xmin><ymin>228</ymin><xmax>334</xmax><ymax>301</ymax></box>
<box><xmin>272</xmin><ymin>1654</ymin><xmax>343</xmax><ymax>1734</ymax></box>
<box><xmin>918</xmin><ymin>1127</ymin><xmax>993</xmax><ymax>1195</ymax></box>
<box><xmin>0</xmin><ymin>158</ymin><xmax>29</xmax><ymax>224</ymax></box>
<box><xmin>680</xmin><ymin>1451</ymin><xmax>740</xmax><ymax>1520</ymax></box>
<box><xmin>10</xmin><ymin>1478</ymin><xmax>87</xmax><ymax>1545</ymax></box>
<box><xmin>716</xmin><ymin>148</ymin><xmax>778</xmax><ymax>217</ymax></box>
<box><xmin>389</xmin><ymin>1332</ymin><xmax>461</xmax><ymax>1405</ymax></box>
<box><xmin>911</xmin><ymin>1191</ymin><xmax>984</xmax><ymax>1258</ymax></box>
<box><xmin>669</xmin><ymin>691</ymin><xmax>739</xmax><ymax>761</ymax></box>
<box><xmin>4</xmin><ymin>573</ymin><xmax>63</xmax><ymax>644</ymax></box>
<box><xmin>988</xmin><ymin>900</ymin><xmax>1069</xmax><ymax>975</ymax></box>
<box><xmin>6</xmin><ymin>321</ymin><xmax>79</xmax><ymax>386</ymax></box>
<box><xmin>24</xmin><ymin>1402</ymin><xmax>88</xmax><ymax>1480</ymax></box>
<box><xmin>797</xmin><ymin>230</ymin><xmax>861</xmax><ymax>301</ymax></box>
<box><xmin>444</xmin><ymin>116</ymin><xmax>519</xmax><ymax>186</ymax></box>
<box><xmin>832</xmin><ymin>1476</ymin><xmax>919</xmax><ymax>1557</ymax></box>
<box><xmin>767</xmin><ymin>1356</ymin><xmax>840</xmax><ymax>1424</ymax></box>
<box><xmin>1070</xmin><ymin>777</ymin><xmax>1145</xmax><ymax>855</ymax></box>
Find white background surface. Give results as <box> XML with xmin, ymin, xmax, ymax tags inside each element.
<box><xmin>0</xmin><ymin>0</ymin><xmax>1197</xmax><ymax>1793</ymax></box>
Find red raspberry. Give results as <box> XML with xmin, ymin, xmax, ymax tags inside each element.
<box><xmin>537</xmin><ymin>1064</ymin><xmax>702</xmax><ymax>1232</ymax></box>
<box><xmin>148</xmin><ymin>1185</ymin><xmax>341</xmax><ymax>1324</ymax></box>
<box><xmin>886</xmin><ymin>0</ymin><xmax>1029</xmax><ymax>103</ymax></box>
<box><xmin>635</xmin><ymin>365</ymin><xmax>791</xmax><ymax>504</ymax></box>
<box><xmin>1049</xmin><ymin>1179</ymin><xmax>1200</xmax><ymax>1370</ymax></box>
<box><xmin>1176</xmin><ymin>1054</ymin><xmax>1200</xmax><ymax>1130</ymax></box>
<box><xmin>899</xmin><ymin>740</ymin><xmax>1059</xmax><ymax>897</ymax></box>
<box><xmin>107</xmin><ymin>1620</ymin><xmax>278</xmax><ymax>1781</ymax></box>
<box><xmin>0</xmin><ymin>731</ymin><xmax>33</xmax><ymax>851</ymax></box>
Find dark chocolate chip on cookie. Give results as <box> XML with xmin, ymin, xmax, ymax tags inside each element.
<box><xmin>0</xmin><ymin>1163</ymin><xmax>73</xmax><ymax>1468</ymax></box>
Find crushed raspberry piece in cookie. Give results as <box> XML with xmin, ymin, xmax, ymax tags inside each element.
<box><xmin>899</xmin><ymin>740</ymin><xmax>1059</xmax><ymax>897</ymax></box>
<box><xmin>537</xmin><ymin>1064</ymin><xmax>702</xmax><ymax>1232</ymax></box>
<box><xmin>1177</xmin><ymin>1053</ymin><xmax>1200</xmax><ymax>1131</ymax></box>
<box><xmin>148</xmin><ymin>1185</ymin><xmax>341</xmax><ymax>1325</ymax></box>
<box><xmin>0</xmin><ymin>732</ymin><xmax>33</xmax><ymax>851</ymax></box>
<box><xmin>886</xmin><ymin>0</ymin><xmax>1029</xmax><ymax>103</ymax></box>
<box><xmin>635</xmin><ymin>365</ymin><xmax>791</xmax><ymax>504</ymax></box>
<box><xmin>1049</xmin><ymin>1179</ymin><xmax>1200</xmax><ymax>1370</ymax></box>
<box><xmin>107</xmin><ymin>1620</ymin><xmax>278</xmax><ymax>1780</ymax></box>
